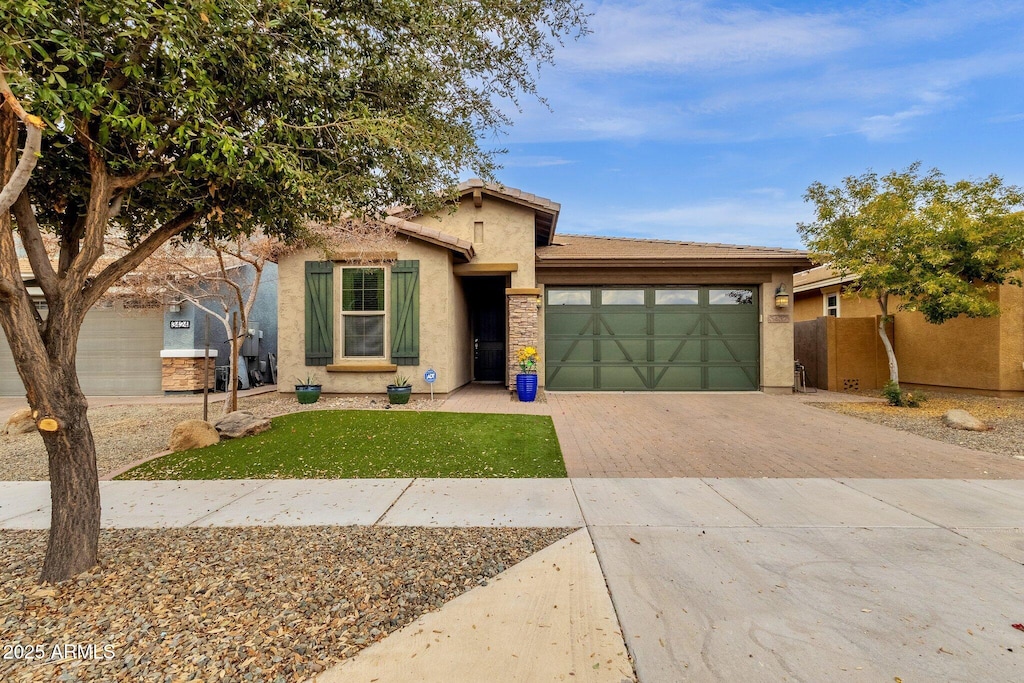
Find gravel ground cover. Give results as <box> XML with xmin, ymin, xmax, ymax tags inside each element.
<box><xmin>0</xmin><ymin>525</ymin><xmax>572</xmax><ymax>682</ymax></box>
<box><xmin>119</xmin><ymin>410</ymin><xmax>565</xmax><ymax>480</ymax></box>
<box><xmin>0</xmin><ymin>393</ymin><xmax>438</xmax><ymax>481</ymax></box>
<box><xmin>811</xmin><ymin>392</ymin><xmax>1024</xmax><ymax>459</ymax></box>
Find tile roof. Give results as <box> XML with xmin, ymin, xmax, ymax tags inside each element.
<box><xmin>456</xmin><ymin>178</ymin><xmax>562</xmax><ymax>215</ymax></box>
<box><xmin>793</xmin><ymin>264</ymin><xmax>855</xmax><ymax>291</ymax></box>
<box><xmin>536</xmin><ymin>234</ymin><xmax>812</xmax><ymax>265</ymax></box>
<box><xmin>385</xmin><ymin>215</ymin><xmax>475</xmax><ymax>261</ymax></box>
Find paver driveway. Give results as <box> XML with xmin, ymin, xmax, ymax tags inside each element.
<box><xmin>548</xmin><ymin>392</ymin><xmax>1024</xmax><ymax>478</ymax></box>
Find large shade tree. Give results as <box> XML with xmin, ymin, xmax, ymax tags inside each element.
<box><xmin>0</xmin><ymin>0</ymin><xmax>586</xmax><ymax>582</ymax></box>
<box><xmin>799</xmin><ymin>163</ymin><xmax>1024</xmax><ymax>388</ymax></box>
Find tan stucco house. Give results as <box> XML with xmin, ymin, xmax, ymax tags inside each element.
<box><xmin>793</xmin><ymin>265</ymin><xmax>1024</xmax><ymax>394</ymax></box>
<box><xmin>277</xmin><ymin>180</ymin><xmax>812</xmax><ymax>396</ymax></box>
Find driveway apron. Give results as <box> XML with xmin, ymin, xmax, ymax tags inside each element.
<box><xmin>548</xmin><ymin>392</ymin><xmax>1023</xmax><ymax>478</ymax></box>
<box><xmin>551</xmin><ymin>392</ymin><xmax>1024</xmax><ymax>682</ymax></box>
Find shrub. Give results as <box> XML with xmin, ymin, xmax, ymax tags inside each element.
<box><xmin>882</xmin><ymin>380</ymin><xmax>926</xmax><ymax>408</ymax></box>
<box><xmin>882</xmin><ymin>380</ymin><xmax>903</xmax><ymax>406</ymax></box>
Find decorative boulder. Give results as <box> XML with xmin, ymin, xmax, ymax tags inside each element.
<box><xmin>942</xmin><ymin>409</ymin><xmax>989</xmax><ymax>432</ymax></box>
<box><xmin>168</xmin><ymin>420</ymin><xmax>220</xmax><ymax>452</ymax></box>
<box><xmin>214</xmin><ymin>411</ymin><xmax>272</xmax><ymax>440</ymax></box>
<box><xmin>3</xmin><ymin>408</ymin><xmax>36</xmax><ymax>436</ymax></box>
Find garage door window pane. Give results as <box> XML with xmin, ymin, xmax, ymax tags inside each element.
<box><xmin>655</xmin><ymin>289</ymin><xmax>698</xmax><ymax>305</ymax></box>
<box><xmin>602</xmin><ymin>289</ymin><xmax>644</xmax><ymax>305</ymax></box>
<box><xmin>548</xmin><ymin>290</ymin><xmax>591</xmax><ymax>306</ymax></box>
<box><xmin>709</xmin><ymin>289</ymin><xmax>754</xmax><ymax>305</ymax></box>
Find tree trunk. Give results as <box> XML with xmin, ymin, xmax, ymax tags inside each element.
<box><xmin>0</xmin><ymin>303</ymin><xmax>101</xmax><ymax>582</ymax></box>
<box><xmin>877</xmin><ymin>295</ymin><xmax>899</xmax><ymax>386</ymax></box>
<box><xmin>39</xmin><ymin>382</ymin><xmax>101</xmax><ymax>583</ymax></box>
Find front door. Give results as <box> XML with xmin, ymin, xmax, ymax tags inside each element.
<box><xmin>470</xmin><ymin>278</ymin><xmax>506</xmax><ymax>382</ymax></box>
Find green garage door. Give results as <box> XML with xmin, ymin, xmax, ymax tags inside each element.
<box><xmin>545</xmin><ymin>286</ymin><xmax>759</xmax><ymax>391</ymax></box>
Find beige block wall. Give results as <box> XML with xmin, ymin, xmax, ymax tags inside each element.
<box><xmin>894</xmin><ymin>303</ymin><xmax>1002</xmax><ymax>392</ymax></box>
<box><xmin>826</xmin><ymin>316</ymin><xmax>891</xmax><ymax>392</ymax></box>
<box><xmin>796</xmin><ymin>282</ymin><xmax>1024</xmax><ymax>392</ymax></box>
<box><xmin>278</xmin><ymin>237</ymin><xmax>460</xmax><ymax>395</ymax></box>
<box><xmin>998</xmin><ymin>284</ymin><xmax>1024</xmax><ymax>392</ymax></box>
<box><xmin>411</xmin><ymin>197</ymin><xmax>537</xmax><ymax>288</ymax></box>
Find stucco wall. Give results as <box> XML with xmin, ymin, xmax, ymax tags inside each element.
<box><xmin>794</xmin><ymin>288</ymin><xmax>877</xmax><ymax>321</ymax></box>
<box><xmin>411</xmin><ymin>196</ymin><xmax>537</xmax><ymax>288</ymax></box>
<box><xmin>894</xmin><ymin>303</ymin><xmax>1003</xmax><ymax>392</ymax></box>
<box><xmin>278</xmin><ymin>237</ymin><xmax>457</xmax><ymax>395</ymax></box>
<box><xmin>761</xmin><ymin>273</ymin><xmax>796</xmax><ymax>393</ymax></box>
<box><xmin>448</xmin><ymin>268</ymin><xmax>473</xmax><ymax>391</ymax></box>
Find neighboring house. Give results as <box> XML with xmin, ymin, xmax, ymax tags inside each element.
<box><xmin>160</xmin><ymin>262</ymin><xmax>279</xmax><ymax>394</ymax></box>
<box><xmin>793</xmin><ymin>265</ymin><xmax>1024</xmax><ymax>394</ymax></box>
<box><xmin>0</xmin><ymin>259</ymin><xmax>278</xmax><ymax>397</ymax></box>
<box><xmin>278</xmin><ymin>180</ymin><xmax>812</xmax><ymax>395</ymax></box>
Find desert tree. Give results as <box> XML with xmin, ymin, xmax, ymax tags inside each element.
<box><xmin>0</xmin><ymin>0</ymin><xmax>587</xmax><ymax>582</ymax></box>
<box><xmin>799</xmin><ymin>163</ymin><xmax>1024</xmax><ymax>388</ymax></box>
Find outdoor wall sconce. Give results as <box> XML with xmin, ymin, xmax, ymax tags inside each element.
<box><xmin>774</xmin><ymin>283</ymin><xmax>789</xmax><ymax>309</ymax></box>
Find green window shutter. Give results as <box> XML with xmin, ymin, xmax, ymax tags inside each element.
<box><xmin>305</xmin><ymin>261</ymin><xmax>334</xmax><ymax>366</ymax></box>
<box><xmin>390</xmin><ymin>260</ymin><xmax>420</xmax><ymax>366</ymax></box>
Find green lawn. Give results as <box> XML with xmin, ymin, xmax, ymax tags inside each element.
<box><xmin>119</xmin><ymin>410</ymin><xmax>566</xmax><ymax>479</ymax></box>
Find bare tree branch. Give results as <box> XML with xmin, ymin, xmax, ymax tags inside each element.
<box><xmin>83</xmin><ymin>207</ymin><xmax>199</xmax><ymax>309</ymax></box>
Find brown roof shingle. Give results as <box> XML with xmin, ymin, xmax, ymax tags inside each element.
<box><xmin>537</xmin><ymin>234</ymin><xmax>811</xmax><ymax>267</ymax></box>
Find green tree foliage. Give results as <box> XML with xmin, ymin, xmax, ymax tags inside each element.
<box><xmin>798</xmin><ymin>163</ymin><xmax>1024</xmax><ymax>386</ymax></box>
<box><xmin>0</xmin><ymin>0</ymin><xmax>586</xmax><ymax>582</ymax></box>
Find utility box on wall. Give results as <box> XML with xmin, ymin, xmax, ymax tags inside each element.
<box><xmin>241</xmin><ymin>322</ymin><xmax>262</xmax><ymax>357</ymax></box>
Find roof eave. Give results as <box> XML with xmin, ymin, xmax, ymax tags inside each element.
<box><xmin>386</xmin><ymin>215</ymin><xmax>475</xmax><ymax>262</ymax></box>
<box><xmin>537</xmin><ymin>256</ymin><xmax>814</xmax><ymax>270</ymax></box>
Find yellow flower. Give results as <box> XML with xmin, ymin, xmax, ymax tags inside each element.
<box><xmin>517</xmin><ymin>346</ymin><xmax>539</xmax><ymax>373</ymax></box>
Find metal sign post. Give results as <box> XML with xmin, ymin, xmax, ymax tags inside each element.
<box><xmin>424</xmin><ymin>368</ymin><xmax>436</xmax><ymax>401</ymax></box>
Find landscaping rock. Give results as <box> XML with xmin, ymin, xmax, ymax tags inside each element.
<box><xmin>3</xmin><ymin>408</ymin><xmax>36</xmax><ymax>436</ymax></box>
<box><xmin>942</xmin><ymin>409</ymin><xmax>989</xmax><ymax>432</ymax></box>
<box><xmin>168</xmin><ymin>420</ymin><xmax>220</xmax><ymax>452</ymax></box>
<box><xmin>214</xmin><ymin>410</ymin><xmax>271</xmax><ymax>439</ymax></box>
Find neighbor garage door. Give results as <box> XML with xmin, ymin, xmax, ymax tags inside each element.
<box><xmin>545</xmin><ymin>286</ymin><xmax>759</xmax><ymax>391</ymax></box>
<box><xmin>0</xmin><ymin>303</ymin><xmax>164</xmax><ymax>396</ymax></box>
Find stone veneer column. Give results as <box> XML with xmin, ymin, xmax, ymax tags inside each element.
<box><xmin>506</xmin><ymin>290</ymin><xmax>540</xmax><ymax>389</ymax></box>
<box><xmin>160</xmin><ymin>350</ymin><xmax>218</xmax><ymax>393</ymax></box>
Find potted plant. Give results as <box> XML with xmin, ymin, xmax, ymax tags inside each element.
<box><xmin>515</xmin><ymin>346</ymin><xmax>539</xmax><ymax>402</ymax></box>
<box><xmin>295</xmin><ymin>374</ymin><xmax>322</xmax><ymax>404</ymax></box>
<box><xmin>387</xmin><ymin>374</ymin><xmax>413</xmax><ymax>405</ymax></box>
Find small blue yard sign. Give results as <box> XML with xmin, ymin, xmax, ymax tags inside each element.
<box><xmin>424</xmin><ymin>369</ymin><xmax>437</xmax><ymax>384</ymax></box>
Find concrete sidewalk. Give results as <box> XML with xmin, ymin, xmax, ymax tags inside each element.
<box><xmin>4</xmin><ymin>477</ymin><xmax>1023</xmax><ymax>682</ymax></box>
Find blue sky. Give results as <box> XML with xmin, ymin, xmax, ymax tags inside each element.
<box><xmin>484</xmin><ymin>0</ymin><xmax>1024</xmax><ymax>248</ymax></box>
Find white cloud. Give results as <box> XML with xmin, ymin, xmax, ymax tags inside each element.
<box><xmin>560</xmin><ymin>195</ymin><xmax>814</xmax><ymax>248</ymax></box>
<box><xmin>560</xmin><ymin>1</ymin><xmax>859</xmax><ymax>74</ymax></box>
<box><xmin>504</xmin><ymin>1</ymin><xmax>1024</xmax><ymax>144</ymax></box>
<box><xmin>501</xmin><ymin>156</ymin><xmax>576</xmax><ymax>168</ymax></box>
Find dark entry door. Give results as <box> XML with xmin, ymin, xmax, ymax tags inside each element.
<box><xmin>471</xmin><ymin>279</ymin><xmax>506</xmax><ymax>382</ymax></box>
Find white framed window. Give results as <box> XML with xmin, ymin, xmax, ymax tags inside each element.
<box><xmin>824</xmin><ymin>292</ymin><xmax>840</xmax><ymax>317</ymax></box>
<box><xmin>341</xmin><ymin>267</ymin><xmax>386</xmax><ymax>357</ymax></box>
